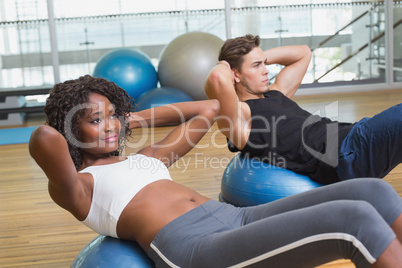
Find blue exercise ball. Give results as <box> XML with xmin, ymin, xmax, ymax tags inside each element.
<box><xmin>220</xmin><ymin>154</ymin><xmax>324</xmax><ymax>207</ymax></box>
<box><xmin>158</xmin><ymin>31</ymin><xmax>224</xmax><ymax>100</ymax></box>
<box><xmin>71</xmin><ymin>235</ymin><xmax>155</xmax><ymax>268</ymax></box>
<box><xmin>136</xmin><ymin>87</ymin><xmax>194</xmax><ymax>111</ymax></box>
<box><xmin>93</xmin><ymin>48</ymin><xmax>158</xmax><ymax>99</ymax></box>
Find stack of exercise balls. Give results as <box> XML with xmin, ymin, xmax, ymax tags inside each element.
<box><xmin>93</xmin><ymin>31</ymin><xmax>223</xmax><ymax>110</ymax></box>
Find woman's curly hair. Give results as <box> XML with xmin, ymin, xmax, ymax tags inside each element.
<box><xmin>44</xmin><ymin>75</ymin><xmax>136</xmax><ymax>170</ymax></box>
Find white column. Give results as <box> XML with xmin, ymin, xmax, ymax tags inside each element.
<box><xmin>384</xmin><ymin>0</ymin><xmax>394</xmax><ymax>84</ymax></box>
<box><xmin>0</xmin><ymin>0</ymin><xmax>7</xmax><ymax>87</ymax></box>
<box><xmin>225</xmin><ymin>0</ymin><xmax>231</xmax><ymax>39</ymax></box>
<box><xmin>46</xmin><ymin>0</ymin><xmax>60</xmax><ymax>84</ymax></box>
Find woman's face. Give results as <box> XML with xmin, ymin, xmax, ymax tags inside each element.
<box><xmin>78</xmin><ymin>93</ymin><xmax>122</xmax><ymax>156</ymax></box>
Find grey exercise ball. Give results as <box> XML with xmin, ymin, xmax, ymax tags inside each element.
<box><xmin>158</xmin><ymin>32</ymin><xmax>224</xmax><ymax>100</ymax></box>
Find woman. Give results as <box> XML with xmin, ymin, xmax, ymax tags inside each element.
<box><xmin>30</xmin><ymin>75</ymin><xmax>402</xmax><ymax>267</ymax></box>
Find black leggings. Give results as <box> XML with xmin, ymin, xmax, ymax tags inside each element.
<box><xmin>148</xmin><ymin>179</ymin><xmax>402</xmax><ymax>268</ymax></box>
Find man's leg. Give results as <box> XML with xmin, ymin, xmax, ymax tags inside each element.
<box><xmin>337</xmin><ymin>103</ymin><xmax>402</xmax><ymax>180</ymax></box>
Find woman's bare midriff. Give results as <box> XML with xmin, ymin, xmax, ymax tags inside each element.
<box><xmin>116</xmin><ymin>180</ymin><xmax>210</xmax><ymax>251</ymax></box>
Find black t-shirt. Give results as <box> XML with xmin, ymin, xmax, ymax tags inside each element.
<box><xmin>233</xmin><ymin>90</ymin><xmax>355</xmax><ymax>184</ymax></box>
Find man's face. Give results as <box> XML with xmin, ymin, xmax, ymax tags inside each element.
<box><xmin>234</xmin><ymin>47</ymin><xmax>270</xmax><ymax>95</ymax></box>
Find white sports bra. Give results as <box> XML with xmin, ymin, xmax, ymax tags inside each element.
<box><xmin>78</xmin><ymin>154</ymin><xmax>172</xmax><ymax>238</ymax></box>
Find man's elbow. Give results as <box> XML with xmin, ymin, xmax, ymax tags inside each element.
<box><xmin>205</xmin><ymin>71</ymin><xmax>220</xmax><ymax>99</ymax></box>
<box><xmin>205</xmin><ymin>67</ymin><xmax>229</xmax><ymax>96</ymax></box>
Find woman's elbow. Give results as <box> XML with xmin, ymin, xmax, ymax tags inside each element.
<box><xmin>29</xmin><ymin>126</ymin><xmax>61</xmax><ymax>157</ymax></box>
<box><xmin>302</xmin><ymin>45</ymin><xmax>312</xmax><ymax>59</ymax></box>
<box><xmin>210</xmin><ymin>99</ymin><xmax>220</xmax><ymax>116</ymax></box>
<box><xmin>202</xmin><ymin>99</ymin><xmax>220</xmax><ymax>123</ymax></box>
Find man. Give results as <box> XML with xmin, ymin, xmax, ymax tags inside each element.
<box><xmin>205</xmin><ymin>34</ymin><xmax>402</xmax><ymax>184</ymax></box>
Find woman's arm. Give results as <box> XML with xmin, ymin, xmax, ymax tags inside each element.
<box><xmin>137</xmin><ymin>99</ymin><xmax>220</xmax><ymax>168</ymax></box>
<box><xmin>265</xmin><ymin>45</ymin><xmax>311</xmax><ymax>98</ymax></box>
<box><xmin>128</xmin><ymin>101</ymin><xmax>203</xmax><ymax>129</ymax></box>
<box><xmin>29</xmin><ymin>126</ymin><xmax>87</xmax><ymax>214</ymax></box>
<box><xmin>204</xmin><ymin>61</ymin><xmax>250</xmax><ymax>149</ymax></box>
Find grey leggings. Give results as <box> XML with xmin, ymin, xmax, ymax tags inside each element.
<box><xmin>148</xmin><ymin>179</ymin><xmax>402</xmax><ymax>268</ymax></box>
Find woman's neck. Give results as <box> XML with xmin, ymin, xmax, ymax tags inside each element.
<box><xmin>80</xmin><ymin>153</ymin><xmax>122</xmax><ymax>170</ymax></box>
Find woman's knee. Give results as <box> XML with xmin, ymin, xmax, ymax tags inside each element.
<box><xmin>350</xmin><ymin>179</ymin><xmax>402</xmax><ymax>225</ymax></box>
<box><xmin>362</xmin><ymin>179</ymin><xmax>401</xmax><ymax>205</ymax></box>
<box><xmin>345</xmin><ymin>179</ymin><xmax>396</xmax><ymax>201</ymax></box>
<box><xmin>325</xmin><ymin>200</ymin><xmax>382</xmax><ymax>232</ymax></box>
<box><xmin>358</xmin><ymin>178</ymin><xmax>394</xmax><ymax>195</ymax></box>
<box><xmin>340</xmin><ymin>200</ymin><xmax>376</xmax><ymax>220</ymax></box>
<box><xmin>347</xmin><ymin>200</ymin><xmax>378</xmax><ymax>222</ymax></box>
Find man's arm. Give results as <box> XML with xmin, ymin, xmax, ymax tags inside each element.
<box><xmin>265</xmin><ymin>45</ymin><xmax>311</xmax><ymax>98</ymax></box>
<box><xmin>205</xmin><ymin>61</ymin><xmax>251</xmax><ymax>150</ymax></box>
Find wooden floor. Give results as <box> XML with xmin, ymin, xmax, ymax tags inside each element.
<box><xmin>1</xmin><ymin>88</ymin><xmax>402</xmax><ymax>267</ymax></box>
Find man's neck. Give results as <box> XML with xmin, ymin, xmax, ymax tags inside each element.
<box><xmin>237</xmin><ymin>88</ymin><xmax>265</xmax><ymax>102</ymax></box>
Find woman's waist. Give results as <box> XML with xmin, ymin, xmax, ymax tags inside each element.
<box><xmin>117</xmin><ymin>181</ymin><xmax>210</xmax><ymax>250</ymax></box>
<box><xmin>134</xmin><ymin>180</ymin><xmax>210</xmax><ymax>204</ymax></box>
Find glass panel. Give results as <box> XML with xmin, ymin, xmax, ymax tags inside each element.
<box><xmin>52</xmin><ymin>0</ymin><xmax>226</xmax><ymax>83</ymax></box>
<box><xmin>229</xmin><ymin>0</ymin><xmax>388</xmax><ymax>88</ymax></box>
<box><xmin>0</xmin><ymin>0</ymin><xmax>51</xmax><ymax>88</ymax></box>
<box><xmin>0</xmin><ymin>0</ymin><xmax>400</xmax><ymax>92</ymax></box>
<box><xmin>0</xmin><ymin>0</ymin><xmax>226</xmax><ymax>89</ymax></box>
